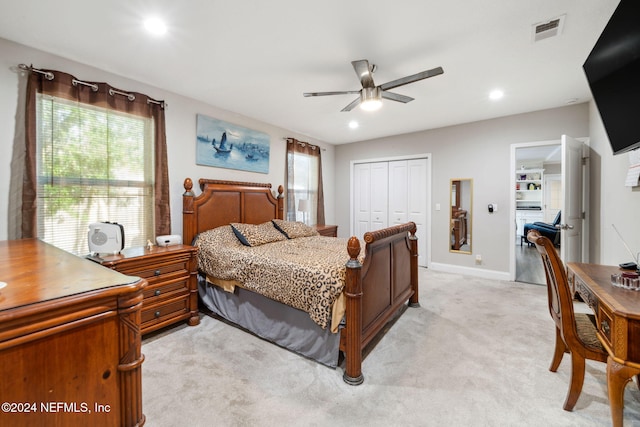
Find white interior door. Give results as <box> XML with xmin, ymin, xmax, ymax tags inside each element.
<box><xmin>353</xmin><ymin>163</ymin><xmax>372</xmax><ymax>237</ymax></box>
<box><xmin>543</xmin><ymin>174</ymin><xmax>561</xmax><ymax>223</ymax></box>
<box><xmin>388</xmin><ymin>160</ymin><xmax>408</xmax><ymax>226</ymax></box>
<box><xmin>560</xmin><ymin>135</ymin><xmax>585</xmax><ymax>263</ymax></box>
<box><xmin>369</xmin><ymin>162</ymin><xmax>389</xmax><ymax>231</ymax></box>
<box><xmin>353</xmin><ymin>162</ymin><xmax>388</xmax><ymax>236</ymax></box>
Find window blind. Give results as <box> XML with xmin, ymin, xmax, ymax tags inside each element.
<box><xmin>36</xmin><ymin>94</ymin><xmax>154</xmax><ymax>255</ymax></box>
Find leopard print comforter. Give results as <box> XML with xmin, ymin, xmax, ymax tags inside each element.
<box><xmin>195</xmin><ymin>225</ymin><xmax>362</xmax><ymax>330</ymax></box>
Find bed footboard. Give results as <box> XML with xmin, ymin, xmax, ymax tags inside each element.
<box><xmin>342</xmin><ymin>222</ymin><xmax>419</xmax><ymax>385</ymax></box>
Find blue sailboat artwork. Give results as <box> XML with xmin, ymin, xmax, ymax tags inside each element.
<box><xmin>196</xmin><ymin>114</ymin><xmax>270</xmax><ymax>173</ymax></box>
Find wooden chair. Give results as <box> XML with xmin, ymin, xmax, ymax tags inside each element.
<box><xmin>527</xmin><ymin>230</ymin><xmax>608</xmax><ymax>411</ymax></box>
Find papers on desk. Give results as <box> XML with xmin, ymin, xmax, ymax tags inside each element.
<box><xmin>625</xmin><ymin>150</ymin><xmax>640</xmax><ymax>187</ymax></box>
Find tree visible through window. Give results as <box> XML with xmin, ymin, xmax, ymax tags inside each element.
<box><xmin>36</xmin><ymin>95</ymin><xmax>154</xmax><ymax>254</ymax></box>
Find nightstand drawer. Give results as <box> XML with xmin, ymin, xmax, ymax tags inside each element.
<box><xmin>90</xmin><ymin>244</ymin><xmax>199</xmax><ymax>335</ymax></box>
<box><xmin>143</xmin><ymin>277</ymin><xmax>189</xmax><ymax>302</ymax></box>
<box><xmin>315</xmin><ymin>225</ymin><xmax>338</xmax><ymax>237</ymax></box>
<box><xmin>118</xmin><ymin>259</ymin><xmax>189</xmax><ymax>283</ymax></box>
<box><xmin>142</xmin><ymin>295</ymin><xmax>189</xmax><ymax>325</ymax></box>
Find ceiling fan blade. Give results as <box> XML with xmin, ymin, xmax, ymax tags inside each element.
<box><xmin>351</xmin><ymin>60</ymin><xmax>375</xmax><ymax>88</ymax></box>
<box><xmin>303</xmin><ymin>90</ymin><xmax>360</xmax><ymax>97</ymax></box>
<box><xmin>381</xmin><ymin>91</ymin><xmax>414</xmax><ymax>103</ymax></box>
<box><xmin>379</xmin><ymin>66</ymin><xmax>444</xmax><ymax>91</ymax></box>
<box><xmin>341</xmin><ymin>97</ymin><xmax>361</xmax><ymax>112</ymax></box>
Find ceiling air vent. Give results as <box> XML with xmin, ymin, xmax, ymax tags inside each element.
<box><xmin>532</xmin><ymin>14</ymin><xmax>566</xmax><ymax>42</ymax></box>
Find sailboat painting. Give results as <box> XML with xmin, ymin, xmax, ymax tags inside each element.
<box><xmin>196</xmin><ymin>114</ymin><xmax>270</xmax><ymax>173</ymax></box>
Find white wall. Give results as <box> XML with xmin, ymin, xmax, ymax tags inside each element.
<box><xmin>588</xmin><ymin>102</ymin><xmax>640</xmax><ymax>265</ymax></box>
<box><xmin>0</xmin><ymin>38</ymin><xmax>335</xmax><ymax>242</ymax></box>
<box><xmin>3</xmin><ymin>37</ymin><xmax>637</xmax><ymax>272</ymax></box>
<box><xmin>335</xmin><ymin>105</ymin><xmax>590</xmax><ymax>276</ymax></box>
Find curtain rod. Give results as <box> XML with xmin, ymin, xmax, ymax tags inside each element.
<box><xmin>284</xmin><ymin>137</ymin><xmax>326</xmax><ymax>151</ymax></box>
<box><xmin>18</xmin><ymin>63</ymin><xmax>53</xmax><ymax>80</ymax></box>
<box><xmin>17</xmin><ymin>63</ymin><xmax>168</xmax><ymax>108</ymax></box>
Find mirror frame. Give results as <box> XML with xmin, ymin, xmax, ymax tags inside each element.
<box><xmin>450</xmin><ymin>178</ymin><xmax>473</xmax><ymax>254</ymax></box>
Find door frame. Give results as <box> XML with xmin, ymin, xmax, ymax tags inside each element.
<box><xmin>509</xmin><ymin>140</ymin><xmax>562</xmax><ymax>282</ymax></box>
<box><xmin>350</xmin><ymin>153</ymin><xmax>432</xmax><ymax>268</ymax></box>
<box><xmin>509</xmin><ymin>138</ymin><xmax>589</xmax><ymax>281</ymax></box>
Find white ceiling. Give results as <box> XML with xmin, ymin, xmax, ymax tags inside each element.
<box><xmin>0</xmin><ymin>0</ymin><xmax>620</xmax><ymax>145</ymax></box>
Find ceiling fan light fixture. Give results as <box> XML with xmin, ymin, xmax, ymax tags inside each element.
<box><xmin>360</xmin><ymin>87</ymin><xmax>382</xmax><ymax>111</ymax></box>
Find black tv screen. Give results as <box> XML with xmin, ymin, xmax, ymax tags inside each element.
<box><xmin>583</xmin><ymin>0</ymin><xmax>640</xmax><ymax>155</ymax></box>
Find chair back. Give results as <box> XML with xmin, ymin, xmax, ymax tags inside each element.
<box><xmin>528</xmin><ymin>230</ymin><xmax>580</xmax><ymax>348</ymax></box>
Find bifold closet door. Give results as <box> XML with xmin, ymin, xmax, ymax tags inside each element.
<box><xmin>353</xmin><ymin>158</ymin><xmax>428</xmax><ymax>266</ymax></box>
<box><xmin>354</xmin><ymin>162</ymin><xmax>388</xmax><ymax>236</ymax></box>
<box><xmin>388</xmin><ymin>160</ymin><xmax>408</xmax><ymax>226</ymax></box>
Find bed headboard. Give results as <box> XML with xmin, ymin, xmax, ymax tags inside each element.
<box><xmin>182</xmin><ymin>178</ymin><xmax>284</xmax><ymax>245</ymax></box>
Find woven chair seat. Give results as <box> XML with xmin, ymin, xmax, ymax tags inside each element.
<box><xmin>575</xmin><ymin>312</ymin><xmax>605</xmax><ymax>353</ymax></box>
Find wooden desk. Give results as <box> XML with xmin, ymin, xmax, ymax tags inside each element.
<box><xmin>567</xmin><ymin>262</ymin><xmax>640</xmax><ymax>427</ymax></box>
<box><xmin>0</xmin><ymin>239</ymin><xmax>146</xmax><ymax>426</ymax></box>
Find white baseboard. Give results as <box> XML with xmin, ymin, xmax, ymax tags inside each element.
<box><xmin>429</xmin><ymin>262</ymin><xmax>511</xmax><ymax>281</ymax></box>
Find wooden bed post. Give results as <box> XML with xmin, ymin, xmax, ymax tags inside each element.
<box><xmin>409</xmin><ymin>227</ymin><xmax>420</xmax><ymax>307</ymax></box>
<box><xmin>183</xmin><ymin>178</ymin><xmax>195</xmax><ymax>245</ymax></box>
<box><xmin>276</xmin><ymin>185</ymin><xmax>284</xmax><ymax>220</ymax></box>
<box><xmin>343</xmin><ymin>236</ymin><xmax>364</xmax><ymax>385</ymax></box>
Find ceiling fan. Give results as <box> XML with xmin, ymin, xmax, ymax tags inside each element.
<box><xmin>303</xmin><ymin>59</ymin><xmax>444</xmax><ymax>112</ymax></box>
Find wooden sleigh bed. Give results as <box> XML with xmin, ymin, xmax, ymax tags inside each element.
<box><xmin>183</xmin><ymin>178</ymin><xmax>420</xmax><ymax>385</ymax></box>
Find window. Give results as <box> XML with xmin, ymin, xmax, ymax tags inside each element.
<box><xmin>14</xmin><ymin>67</ymin><xmax>170</xmax><ymax>254</ymax></box>
<box><xmin>36</xmin><ymin>95</ymin><xmax>154</xmax><ymax>254</ymax></box>
<box><xmin>286</xmin><ymin>138</ymin><xmax>325</xmax><ymax>225</ymax></box>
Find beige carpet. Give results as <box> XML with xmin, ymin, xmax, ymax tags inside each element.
<box><xmin>141</xmin><ymin>268</ymin><xmax>640</xmax><ymax>426</ymax></box>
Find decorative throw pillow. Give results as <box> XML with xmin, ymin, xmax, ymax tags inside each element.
<box><xmin>230</xmin><ymin>222</ymin><xmax>287</xmax><ymax>247</ymax></box>
<box><xmin>272</xmin><ymin>219</ymin><xmax>319</xmax><ymax>239</ymax></box>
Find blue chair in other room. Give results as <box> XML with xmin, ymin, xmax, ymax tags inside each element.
<box><xmin>523</xmin><ymin>211</ymin><xmax>561</xmax><ymax>247</ymax></box>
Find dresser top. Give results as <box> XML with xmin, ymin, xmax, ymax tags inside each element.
<box><xmin>0</xmin><ymin>239</ymin><xmax>143</xmax><ymax>312</ymax></box>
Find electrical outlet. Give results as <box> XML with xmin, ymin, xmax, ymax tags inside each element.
<box><xmin>475</xmin><ymin>254</ymin><xmax>482</xmax><ymax>264</ymax></box>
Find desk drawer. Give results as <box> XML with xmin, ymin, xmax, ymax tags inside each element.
<box><xmin>597</xmin><ymin>305</ymin><xmax>614</xmax><ymax>350</ymax></box>
<box><xmin>569</xmin><ymin>269</ymin><xmax>599</xmax><ymax>312</ymax></box>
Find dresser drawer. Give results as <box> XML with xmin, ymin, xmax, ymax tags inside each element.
<box><xmin>142</xmin><ymin>295</ymin><xmax>189</xmax><ymax>326</ymax></box>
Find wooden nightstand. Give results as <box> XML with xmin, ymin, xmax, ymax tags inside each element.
<box><xmin>315</xmin><ymin>224</ymin><xmax>338</xmax><ymax>237</ymax></box>
<box><xmin>90</xmin><ymin>244</ymin><xmax>199</xmax><ymax>335</ymax></box>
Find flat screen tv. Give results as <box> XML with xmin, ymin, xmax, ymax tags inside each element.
<box><xmin>583</xmin><ymin>0</ymin><xmax>640</xmax><ymax>155</ymax></box>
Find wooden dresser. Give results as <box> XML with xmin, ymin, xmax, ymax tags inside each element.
<box><xmin>0</xmin><ymin>239</ymin><xmax>146</xmax><ymax>427</ymax></box>
<box><xmin>90</xmin><ymin>244</ymin><xmax>200</xmax><ymax>335</ymax></box>
<box><xmin>315</xmin><ymin>224</ymin><xmax>338</xmax><ymax>237</ymax></box>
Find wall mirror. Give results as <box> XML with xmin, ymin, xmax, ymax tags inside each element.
<box><xmin>450</xmin><ymin>178</ymin><xmax>473</xmax><ymax>253</ymax></box>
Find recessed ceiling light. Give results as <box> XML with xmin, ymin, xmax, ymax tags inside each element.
<box><xmin>349</xmin><ymin>121</ymin><xmax>359</xmax><ymax>129</ymax></box>
<box><xmin>144</xmin><ymin>17</ymin><xmax>167</xmax><ymax>36</ymax></box>
<box><xmin>489</xmin><ymin>89</ymin><xmax>504</xmax><ymax>101</ymax></box>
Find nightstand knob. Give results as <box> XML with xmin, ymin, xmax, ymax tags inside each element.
<box><xmin>154</xmin><ymin>311</ymin><xmax>161</xmax><ymax>318</ymax></box>
<box><xmin>154</xmin><ymin>290</ymin><xmax>161</xmax><ymax>296</ymax></box>
<box><xmin>154</xmin><ymin>269</ymin><xmax>161</xmax><ymax>276</ymax></box>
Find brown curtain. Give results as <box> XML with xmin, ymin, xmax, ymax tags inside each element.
<box><xmin>21</xmin><ymin>68</ymin><xmax>171</xmax><ymax>238</ymax></box>
<box><xmin>286</xmin><ymin>138</ymin><xmax>325</xmax><ymax>225</ymax></box>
